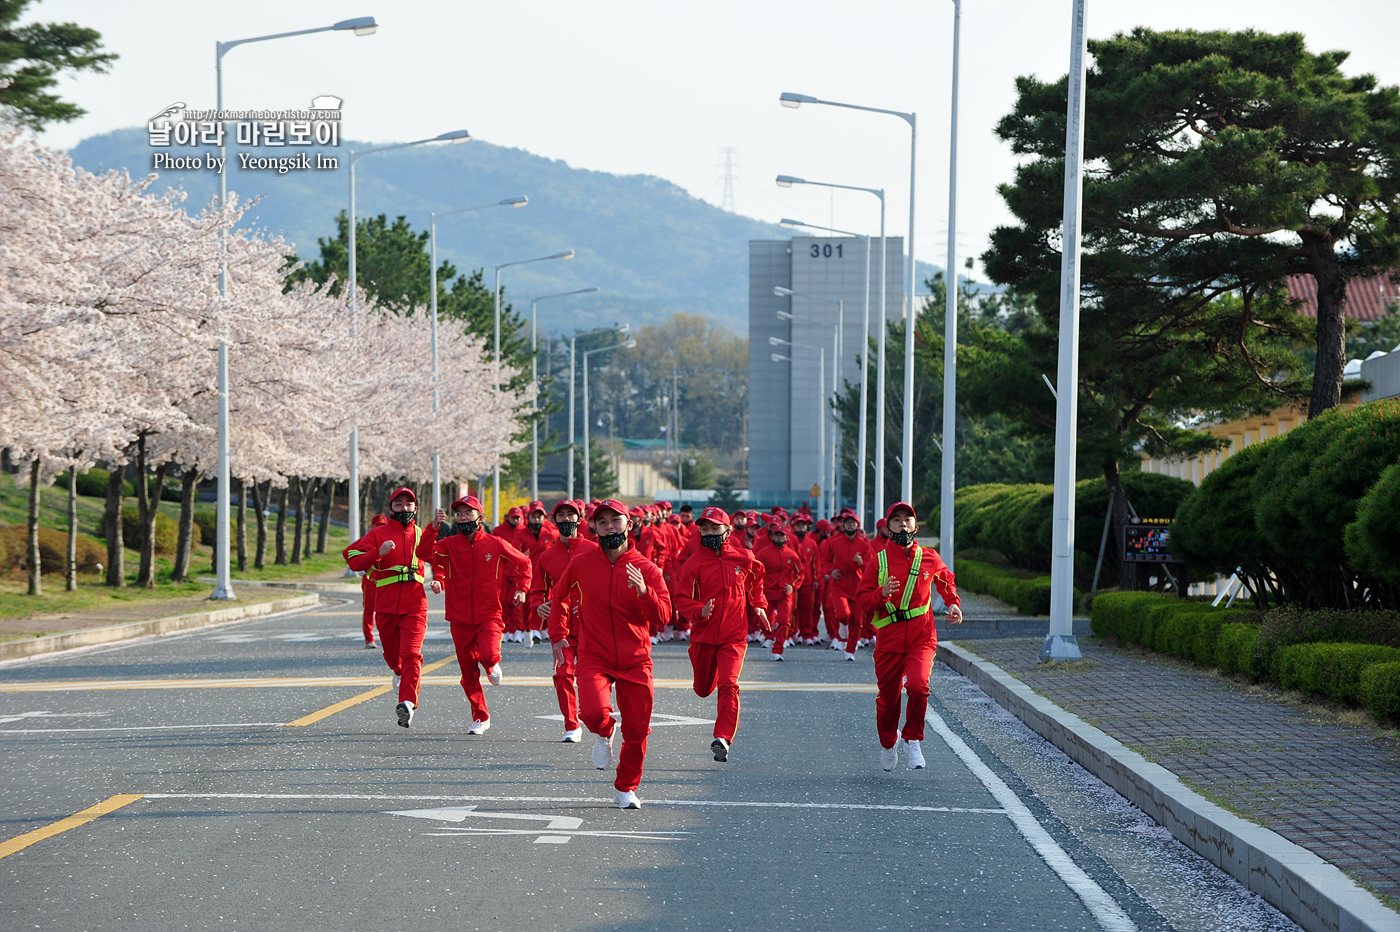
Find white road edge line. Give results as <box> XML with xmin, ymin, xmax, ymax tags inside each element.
<box><xmin>926</xmin><ymin>710</ymin><xmax>1138</xmax><ymax>932</ymax></box>
<box><xmin>0</xmin><ymin>723</ymin><xmax>286</xmax><ymax>734</ymax></box>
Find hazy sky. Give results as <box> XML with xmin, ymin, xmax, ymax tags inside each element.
<box><xmin>31</xmin><ymin>0</ymin><xmax>1400</xmax><ymax>278</ymax></box>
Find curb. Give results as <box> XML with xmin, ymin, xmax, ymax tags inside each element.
<box><xmin>197</xmin><ymin>576</ymin><xmax>360</xmax><ymax>594</ymax></box>
<box><xmin>0</xmin><ymin>594</ymin><xmax>320</xmax><ymax>662</ymax></box>
<box><xmin>938</xmin><ymin>641</ymin><xmax>1400</xmax><ymax>932</ymax></box>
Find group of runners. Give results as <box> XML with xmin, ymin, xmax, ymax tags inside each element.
<box><xmin>344</xmin><ymin>489</ymin><xmax>962</xmax><ymax>809</ymax></box>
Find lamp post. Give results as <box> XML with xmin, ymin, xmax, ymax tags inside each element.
<box><xmin>769</xmin><ymin>340</ymin><xmax>825</xmax><ymax>519</ymax></box>
<box><xmin>492</xmin><ymin>250</ymin><xmax>575</xmax><ymax>524</ymax></box>
<box><xmin>213</xmin><ymin>14</ymin><xmax>378</xmax><ymax>600</ymax></box>
<box><xmin>776</xmin><ymin>176</ymin><xmax>884</xmax><ymax>518</ymax></box>
<box><xmin>774</xmin><ymin>289</ymin><xmax>841</xmax><ymax>521</ymax></box>
<box><xmin>528</xmin><ymin>287</ymin><xmax>599</xmax><ymax>500</ymax></box>
<box><xmin>780</xmin><ymin>92</ymin><xmax>917</xmax><ymax>505</ymax></box>
<box><xmin>344</xmin><ymin>127</ymin><xmax>471</xmax><ymax>561</ymax></box>
<box><xmin>1042</xmin><ymin>0</ymin><xmax>1089</xmax><ymax>663</ymax></box>
<box><xmin>429</xmin><ymin>196</ymin><xmax>529</xmax><ymax>516</ymax></box>
<box><xmin>582</xmin><ymin>339</ymin><xmax>635</xmax><ymax>501</ymax></box>
<box><xmin>567</xmin><ymin>325</ymin><xmax>627</xmax><ymax>501</ymax></box>
<box><xmin>941</xmin><ymin>0</ymin><xmax>963</xmax><ymax>571</ymax></box>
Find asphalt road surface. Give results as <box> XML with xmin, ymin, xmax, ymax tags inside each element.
<box><xmin>1</xmin><ymin>593</ymin><xmax>1301</xmax><ymax>932</ymax></box>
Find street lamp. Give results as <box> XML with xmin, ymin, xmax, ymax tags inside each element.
<box><xmin>428</xmin><ymin>196</ymin><xmax>529</xmax><ymax>516</ymax></box>
<box><xmin>492</xmin><ymin>250</ymin><xmax>575</xmax><ymax>524</ymax></box>
<box><xmin>529</xmin><ymin>286</ymin><xmax>599</xmax><ymax>500</ymax></box>
<box><xmin>775</xmin><ymin>177</ymin><xmax>884</xmax><ymax>519</ymax></box>
<box><xmin>567</xmin><ymin>325</ymin><xmax>629</xmax><ymax>499</ymax></box>
<box><xmin>214</xmin><ymin>15</ymin><xmax>378</xmax><ymax>599</ymax></box>
<box><xmin>769</xmin><ymin>337</ymin><xmax>825</xmax><ymax>519</ymax></box>
<box><xmin>774</xmin><ymin>288</ymin><xmax>840</xmax><ymax>522</ymax></box>
<box><xmin>941</xmin><ymin>0</ymin><xmax>964</xmax><ymax>572</ymax></box>
<box><xmin>345</xmin><ymin>127</ymin><xmax>471</xmax><ymax>561</ymax></box>
<box><xmin>779</xmin><ymin>91</ymin><xmax>918</xmax><ymax>505</ymax></box>
<box><xmin>582</xmin><ymin>338</ymin><xmax>635</xmax><ymax>501</ymax></box>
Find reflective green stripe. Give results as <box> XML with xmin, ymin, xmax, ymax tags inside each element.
<box><xmin>374</xmin><ymin>570</ymin><xmax>424</xmax><ymax>587</ymax></box>
<box><xmin>872</xmin><ymin>547</ymin><xmax>929</xmax><ymax>629</ymax></box>
<box><xmin>346</xmin><ymin>549</ymin><xmax>366</xmax><ymax>557</ymax></box>
<box><xmin>367</xmin><ymin>526</ymin><xmax>425</xmax><ymax>588</ymax></box>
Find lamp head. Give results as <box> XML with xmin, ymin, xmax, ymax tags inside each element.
<box><xmin>558</xmin><ymin>250</ymin><xmax>576</xmax><ymax>260</ymax></box>
<box><xmin>779</xmin><ymin>218</ymin><xmax>803</xmax><ymax>229</ymax></box>
<box><xmin>773</xmin><ymin>286</ymin><xmax>794</xmax><ymax>297</ymax></box>
<box><xmin>580</xmin><ymin>287</ymin><xmax>600</xmax><ymax>294</ymax></box>
<box><xmin>777</xmin><ymin>311</ymin><xmax>794</xmax><ymax>321</ymax></box>
<box><xmin>622</xmin><ymin>339</ymin><xmax>637</xmax><ymax>349</ymax></box>
<box><xmin>768</xmin><ymin>336</ymin><xmax>784</xmax><ymax>346</ymax></box>
<box><xmin>501</xmin><ymin>196</ymin><xmax>528</xmax><ymax>207</ymax></box>
<box><xmin>776</xmin><ymin>174</ymin><xmax>804</xmax><ymax>188</ymax></box>
<box><xmin>771</xmin><ymin>353</ymin><xmax>789</xmax><ymax>362</ymax></box>
<box><xmin>334</xmin><ymin>16</ymin><xmax>378</xmax><ymax>35</ymax></box>
<box><xmin>780</xmin><ymin>92</ymin><xmax>817</xmax><ymax>109</ymax></box>
<box><xmin>435</xmin><ymin>129</ymin><xmax>471</xmax><ymax>144</ymax></box>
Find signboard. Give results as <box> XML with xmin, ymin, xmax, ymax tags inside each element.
<box><xmin>810</xmin><ymin>483</ymin><xmax>821</xmax><ymax>498</ymax></box>
<box><xmin>1124</xmin><ymin>517</ymin><xmax>1174</xmax><ymax>563</ymax></box>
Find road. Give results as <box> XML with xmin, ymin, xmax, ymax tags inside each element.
<box><xmin>1</xmin><ymin>592</ymin><xmax>1300</xmax><ymax>932</ymax></box>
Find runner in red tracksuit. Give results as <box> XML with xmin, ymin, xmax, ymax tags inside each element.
<box><xmin>344</xmin><ymin>487</ymin><xmax>430</xmax><ymax>728</ymax></box>
<box><xmin>673</xmin><ymin>507</ymin><xmax>769</xmax><ymax>762</ymax></box>
<box><xmin>814</xmin><ymin>519</ymin><xmax>834</xmax><ymax>641</ymax></box>
<box><xmin>421</xmin><ymin>495</ymin><xmax>531</xmax><ymax>735</ymax></box>
<box><xmin>790</xmin><ymin>515</ymin><xmax>821</xmax><ymax>644</ymax></box>
<box><xmin>514</xmin><ymin>501</ymin><xmax>559</xmax><ymax>642</ymax></box>
<box><xmin>856</xmin><ymin>501</ymin><xmax>962</xmax><ymax>771</ymax></box>
<box><xmin>528</xmin><ymin>500</ymin><xmax>597</xmax><ymax>743</ymax></box>
<box><xmin>360</xmin><ymin>514</ymin><xmax>388</xmax><ymax>648</ymax></box>
<box><xmin>547</xmin><ymin>500</ymin><xmax>671</xmax><ymax>809</ymax></box>
<box><xmin>819</xmin><ymin>509</ymin><xmax>874</xmax><ymax>661</ymax></box>
<box><xmin>755</xmin><ymin>525</ymin><xmax>803</xmax><ymax>660</ymax></box>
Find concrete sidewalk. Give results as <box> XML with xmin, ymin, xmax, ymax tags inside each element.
<box><xmin>951</xmin><ymin>636</ymin><xmax>1400</xmax><ymax>921</ymax></box>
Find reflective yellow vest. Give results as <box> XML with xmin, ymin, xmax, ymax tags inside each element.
<box><xmin>366</xmin><ymin>524</ymin><xmax>425</xmax><ymax>587</ymax></box>
<box><xmin>872</xmin><ymin>546</ymin><xmax>929</xmax><ymax>629</ymax></box>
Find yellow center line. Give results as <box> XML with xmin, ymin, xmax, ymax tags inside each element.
<box><xmin>284</xmin><ymin>654</ymin><xmax>459</xmax><ymax>727</ymax></box>
<box><xmin>0</xmin><ymin>794</ymin><xmax>144</xmax><ymax>860</ymax></box>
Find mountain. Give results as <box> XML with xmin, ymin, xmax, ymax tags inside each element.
<box><xmin>68</xmin><ymin>128</ymin><xmax>942</xmax><ymax>335</ymax></box>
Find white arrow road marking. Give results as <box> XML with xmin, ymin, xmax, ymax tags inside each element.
<box><xmin>423</xmin><ymin>629</ymin><xmax>452</xmax><ymax>640</ymax></box>
<box><xmin>536</xmin><ymin>713</ymin><xmax>713</xmax><ymax>727</ymax></box>
<box><xmin>0</xmin><ymin>710</ymin><xmax>112</xmax><ymax>724</ymax></box>
<box><xmin>387</xmin><ymin>806</ymin><xmax>583</xmax><ymax>830</ymax></box>
<box><xmin>206</xmin><ymin>635</ymin><xmax>264</xmax><ymax>643</ymax></box>
<box><xmin>271</xmin><ymin>633</ymin><xmax>333</xmax><ymax>642</ymax></box>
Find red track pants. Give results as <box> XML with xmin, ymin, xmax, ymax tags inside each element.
<box><xmin>826</xmin><ymin>591</ymin><xmax>857</xmax><ymax>645</ymax></box>
<box><xmin>766</xmin><ymin>591</ymin><xmax>794</xmax><ymax>655</ymax></box>
<box><xmin>873</xmin><ymin>643</ymin><xmax>936</xmax><ymax>749</ymax></box>
<box><xmin>450</xmin><ymin>619</ymin><xmax>503</xmax><ymax>722</ymax></box>
<box><xmin>689</xmin><ymin>640</ymin><xmax>747</xmax><ymax>741</ymax></box>
<box><xmin>553</xmin><ymin>639</ymin><xmax>580</xmax><ymax>731</ymax></box>
<box><xmin>577</xmin><ymin>660</ymin><xmax>654</xmax><ymax>793</ymax></box>
<box><xmin>360</xmin><ymin>581</ymin><xmax>376</xmax><ymax>643</ymax></box>
<box><xmin>795</xmin><ymin>583</ymin><xmax>818</xmax><ymax>641</ymax></box>
<box><xmin>377</xmin><ymin>609</ymin><xmax>428</xmax><ymax>704</ymax></box>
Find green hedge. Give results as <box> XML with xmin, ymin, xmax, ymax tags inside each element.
<box><xmin>956</xmin><ymin>559</ymin><xmax>1074</xmax><ymax>616</ymax></box>
<box><xmin>1360</xmin><ymin>662</ymin><xmax>1400</xmax><ymax>725</ymax></box>
<box><xmin>1091</xmin><ymin>591</ymin><xmax>1258</xmax><ymax>674</ymax></box>
<box><xmin>1272</xmin><ymin>643</ymin><xmax>1400</xmax><ymax>706</ymax></box>
<box><xmin>120</xmin><ymin>507</ymin><xmax>180</xmax><ymax>555</ymax></box>
<box><xmin>0</xmin><ymin>525</ymin><xmax>106</xmax><ymax>575</ymax></box>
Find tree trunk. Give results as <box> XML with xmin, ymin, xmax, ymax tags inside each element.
<box><xmin>290</xmin><ymin>477</ymin><xmax>305</xmax><ymax>565</ymax></box>
<box><xmin>26</xmin><ymin>458</ymin><xmax>41</xmax><ymax>596</ymax></box>
<box><xmin>104</xmin><ymin>461</ymin><xmax>125</xmax><ymax>587</ymax></box>
<box><xmin>136</xmin><ymin>443</ymin><xmax>170</xmax><ymax>589</ymax></box>
<box><xmin>1304</xmin><ymin>233</ymin><xmax>1348</xmax><ymax>417</ymax></box>
<box><xmin>66</xmin><ymin>464</ymin><xmax>78</xmax><ymax>592</ymax></box>
<box><xmin>316</xmin><ymin>478</ymin><xmax>333</xmax><ymax>553</ymax></box>
<box><xmin>237</xmin><ymin>478</ymin><xmax>248</xmax><ymax>572</ymax></box>
<box><xmin>252</xmin><ymin>479</ymin><xmax>269</xmax><ymax>570</ymax></box>
<box><xmin>171</xmin><ymin>469</ymin><xmax>199</xmax><ymax>582</ymax></box>
<box><xmin>1103</xmin><ymin>457</ymin><xmax>1132</xmax><ymax>590</ymax></box>
<box><xmin>358</xmin><ymin>478</ymin><xmax>371</xmax><ymax>538</ymax></box>
<box><xmin>275</xmin><ymin>485</ymin><xmax>288</xmax><ymax>565</ymax></box>
<box><xmin>305</xmin><ymin>479</ymin><xmax>317</xmax><ymax>556</ymax></box>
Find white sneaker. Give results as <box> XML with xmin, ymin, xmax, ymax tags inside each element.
<box><xmin>364</xmin><ymin>640</ymin><xmax>377</xmax><ymax>650</ymax></box>
<box><xmin>487</xmin><ymin>663</ymin><xmax>503</xmax><ymax>687</ymax></box>
<box><xmin>763</xmin><ymin>638</ymin><xmax>774</xmax><ymax>649</ymax></box>
<box><xmin>711</xmin><ymin>737</ymin><xmax>730</xmax><ymax>762</ymax></box>
<box><xmin>392</xmin><ymin>673</ymin><xmax>401</xmax><ymax>691</ymax></box>
<box><xmin>591</xmin><ymin>732</ymin><xmax>614</xmax><ymax>769</ymax></box>
<box><xmin>614</xmin><ymin>789</ymin><xmax>641</xmax><ymax>809</ymax></box>
<box><xmin>906</xmin><ymin>740</ymin><xmax>926</xmax><ymax>769</ymax></box>
<box><xmin>396</xmin><ymin>700</ymin><xmax>415</xmax><ymax>729</ymax></box>
<box><xmin>831</xmin><ymin>639</ymin><xmax>844</xmax><ymax>652</ymax></box>
<box><xmin>838</xmin><ymin>623</ymin><xmax>849</xmax><ymax>641</ymax></box>
<box><xmin>531</xmin><ymin>631</ymin><xmax>543</xmax><ymax>645</ymax></box>
<box><xmin>770</xmin><ymin>651</ymin><xmax>784</xmax><ymax>662</ymax></box>
<box><xmin>880</xmin><ymin>745</ymin><xmax>897</xmax><ymax>771</ymax></box>
<box><xmin>845</xmin><ymin>652</ymin><xmax>856</xmax><ymax>662</ymax></box>
<box><xmin>650</xmin><ymin>634</ymin><xmax>659</xmax><ymax>644</ymax></box>
<box><xmin>562</xmin><ymin>728</ymin><xmax>582</xmax><ymax>743</ymax></box>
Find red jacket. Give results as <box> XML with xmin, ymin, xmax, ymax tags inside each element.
<box><xmin>527</xmin><ymin>535</ymin><xmax>599</xmax><ymax>631</ymax></box>
<box><xmin>513</xmin><ymin>521</ymin><xmax>559</xmax><ymax>559</ymax></box>
<box><xmin>674</xmin><ymin>541</ymin><xmax>768</xmax><ymax>645</ymax></box>
<box><xmin>638</xmin><ymin>525</ymin><xmax>665</xmax><ymax>567</ymax></box>
<box><xmin>855</xmin><ymin>542</ymin><xmax>959</xmax><ymax>654</ymax></box>
<box><xmin>419</xmin><ymin>524</ymin><xmax>531</xmax><ymax>627</ymax></box>
<box><xmin>755</xmin><ymin>540</ymin><xmax>804</xmax><ymax>602</ymax></box>
<box><xmin>547</xmin><ymin>542</ymin><xmax>672</xmax><ymax>669</ymax></box>
<box><xmin>344</xmin><ymin>519</ymin><xmax>430</xmax><ymax>615</ymax></box>
<box><xmin>819</xmin><ymin>532</ymin><xmax>874</xmax><ymax>597</ymax></box>
<box><xmin>795</xmin><ymin>532</ymin><xmax>821</xmax><ymax>591</ymax></box>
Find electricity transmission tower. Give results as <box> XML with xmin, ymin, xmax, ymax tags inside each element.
<box><xmin>717</xmin><ymin>147</ymin><xmax>739</xmax><ymax>213</ymax></box>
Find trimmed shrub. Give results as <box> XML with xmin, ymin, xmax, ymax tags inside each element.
<box><xmin>1271</xmin><ymin>642</ymin><xmax>1400</xmax><ymax>705</ymax></box>
<box><xmin>120</xmin><ymin>507</ymin><xmax>179</xmax><ymax>555</ymax></box>
<box><xmin>0</xmin><ymin>526</ymin><xmax>106</xmax><ymax>575</ymax></box>
<box><xmin>1360</xmin><ymin>662</ymin><xmax>1400</xmax><ymax>725</ymax></box>
<box><xmin>1172</xmin><ymin>442</ymin><xmax>1279</xmax><ymax>580</ymax></box>
<box><xmin>959</xmin><ymin>547</ymin><xmax>1010</xmax><ymax>568</ymax></box>
<box><xmin>193</xmin><ymin>511</ymin><xmax>215</xmax><ymax>550</ymax></box>
<box><xmin>1256</xmin><ymin>607</ymin><xmax>1400</xmax><ymax>674</ymax></box>
<box><xmin>955</xmin><ymin>559</ymin><xmax>1064</xmax><ymax>616</ymax></box>
<box><xmin>1090</xmin><ymin>591</ymin><xmax>1165</xmax><ymax>640</ymax></box>
<box><xmin>54</xmin><ymin>467</ymin><xmax>135</xmax><ymax>499</ymax></box>
<box><xmin>1214</xmin><ymin>623</ymin><xmax>1260</xmax><ymax>679</ymax></box>
<box><xmin>1345</xmin><ymin>462</ymin><xmax>1400</xmax><ymax>584</ymax></box>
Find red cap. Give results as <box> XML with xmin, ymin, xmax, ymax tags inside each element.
<box><xmin>885</xmin><ymin>501</ymin><xmax>918</xmax><ymax>521</ymax></box>
<box><xmin>527</xmin><ymin>500</ymin><xmax>546</xmax><ymax>514</ymax></box>
<box><xmin>507</xmin><ymin>506</ymin><xmax>524</xmax><ymax>518</ymax></box>
<box><xmin>552</xmin><ymin>499</ymin><xmax>580</xmax><ymax>517</ymax></box>
<box><xmin>746</xmin><ymin>511</ymin><xmax>759</xmax><ymax>522</ymax></box>
<box><xmin>451</xmin><ymin>494</ymin><xmax>483</xmax><ymax>513</ymax></box>
<box><xmin>370</xmin><ymin>514</ymin><xmax>387</xmax><ymax>527</ymax></box>
<box><xmin>593</xmin><ymin>499</ymin><xmax>629</xmax><ymax>520</ymax></box>
<box><xmin>389</xmin><ymin>486</ymin><xmax>416</xmax><ymax>505</ymax></box>
<box><xmin>837</xmin><ymin>508</ymin><xmax>861</xmax><ymax>528</ymax></box>
<box><xmin>655</xmin><ymin>500</ymin><xmax>672</xmax><ymax>510</ymax></box>
<box><xmin>876</xmin><ymin>518</ymin><xmax>887</xmax><ymax>530</ymax></box>
<box><xmin>628</xmin><ymin>505</ymin><xmax>646</xmax><ymax>519</ymax></box>
<box><xmin>792</xmin><ymin>513</ymin><xmax>812</xmax><ymax>525</ymax></box>
<box><xmin>698</xmin><ymin>506</ymin><xmax>731</xmax><ymax>526</ymax></box>
<box><xmin>816</xmin><ymin>519</ymin><xmax>833</xmax><ymax>532</ymax></box>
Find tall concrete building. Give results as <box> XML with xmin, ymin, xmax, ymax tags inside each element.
<box><xmin>748</xmin><ymin>236</ymin><xmax>904</xmax><ymax>504</ymax></box>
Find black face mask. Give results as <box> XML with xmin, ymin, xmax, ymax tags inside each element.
<box><xmin>889</xmin><ymin>530</ymin><xmax>916</xmax><ymax>546</ymax></box>
<box><xmin>599</xmin><ymin>531</ymin><xmax>628</xmax><ymax>550</ymax></box>
<box><xmin>794</xmin><ymin>529</ymin><xmax>807</xmax><ymax>540</ymax></box>
<box><xmin>844</xmin><ymin>527</ymin><xmax>857</xmax><ymax>538</ymax></box>
<box><xmin>456</xmin><ymin>520</ymin><xmax>480</xmax><ymax>537</ymax></box>
<box><xmin>556</xmin><ymin>520</ymin><xmax>578</xmax><ymax>537</ymax></box>
<box><xmin>772</xmin><ymin>536</ymin><xmax>788</xmax><ymax>549</ymax></box>
<box><xmin>701</xmin><ymin>533</ymin><xmax>726</xmax><ymax>552</ymax></box>
<box><xmin>391</xmin><ymin>510</ymin><xmax>415</xmax><ymax>527</ymax></box>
